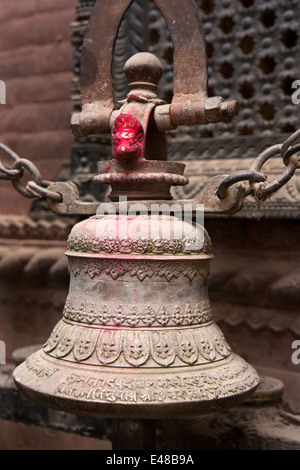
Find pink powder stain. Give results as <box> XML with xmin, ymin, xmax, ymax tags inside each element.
<box><xmin>112</xmin><ymin>114</ymin><xmax>144</xmax><ymax>162</ymax></box>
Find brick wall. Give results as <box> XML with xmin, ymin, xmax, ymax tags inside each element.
<box><xmin>0</xmin><ymin>0</ymin><xmax>77</xmax><ymax>214</ymax></box>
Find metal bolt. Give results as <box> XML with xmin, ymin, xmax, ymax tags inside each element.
<box><xmin>205</xmin><ymin>96</ymin><xmax>239</xmax><ymax>123</ymax></box>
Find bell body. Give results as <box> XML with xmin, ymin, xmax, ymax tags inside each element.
<box><xmin>13</xmin><ymin>214</ymin><xmax>259</xmax><ymax>419</ymax></box>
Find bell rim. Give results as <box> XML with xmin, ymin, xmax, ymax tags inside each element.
<box><xmin>13</xmin><ymin>349</ymin><xmax>260</xmax><ymax>420</ymax></box>
<box><xmin>65</xmin><ymin>252</ymin><xmax>214</xmax><ymax>260</ymax></box>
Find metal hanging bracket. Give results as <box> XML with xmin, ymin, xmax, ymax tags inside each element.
<box><xmin>70</xmin><ymin>0</ymin><xmax>238</xmax><ymax>138</ymax></box>
<box><xmin>0</xmin><ymin>0</ymin><xmax>299</xmax><ymax>216</ymax></box>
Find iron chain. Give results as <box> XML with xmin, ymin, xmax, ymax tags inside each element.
<box><xmin>0</xmin><ymin>145</ymin><xmax>62</xmax><ymax>202</ymax></box>
<box><xmin>217</xmin><ymin>129</ymin><xmax>300</xmax><ymax>202</ymax></box>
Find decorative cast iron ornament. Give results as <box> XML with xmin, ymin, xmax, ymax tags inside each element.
<box><xmin>1</xmin><ymin>0</ymin><xmax>300</xmax><ymax>419</ymax></box>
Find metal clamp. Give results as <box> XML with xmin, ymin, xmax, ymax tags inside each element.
<box><xmin>45</xmin><ymin>176</ymin><xmax>245</xmax><ymax>216</ymax></box>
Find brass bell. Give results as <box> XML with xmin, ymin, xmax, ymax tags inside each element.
<box><xmin>13</xmin><ymin>0</ymin><xmax>259</xmax><ymax>421</ymax></box>
<box><xmin>14</xmin><ymin>211</ymin><xmax>259</xmax><ymax>418</ymax></box>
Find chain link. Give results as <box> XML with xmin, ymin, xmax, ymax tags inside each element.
<box><xmin>217</xmin><ymin>170</ymin><xmax>267</xmax><ymax>200</ymax></box>
<box><xmin>0</xmin><ymin>145</ymin><xmax>62</xmax><ymax>201</ymax></box>
<box><xmin>26</xmin><ymin>180</ymin><xmax>62</xmax><ymax>202</ymax></box>
<box><xmin>281</xmin><ymin>128</ymin><xmax>300</xmax><ymax>164</ymax></box>
<box><xmin>0</xmin><ymin>144</ymin><xmax>24</xmax><ymax>180</ymax></box>
<box><xmin>217</xmin><ymin>129</ymin><xmax>300</xmax><ymax>201</ymax></box>
<box><xmin>11</xmin><ymin>158</ymin><xmax>43</xmax><ymax>198</ymax></box>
